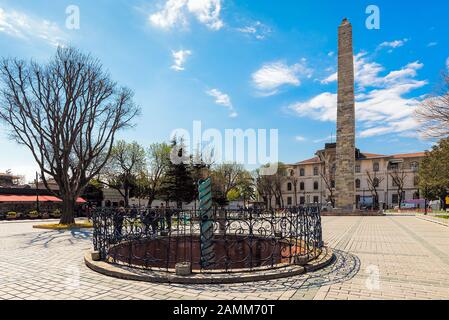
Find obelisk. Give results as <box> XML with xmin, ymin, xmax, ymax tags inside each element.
<box><xmin>335</xmin><ymin>18</ymin><xmax>356</xmax><ymax>211</ymax></box>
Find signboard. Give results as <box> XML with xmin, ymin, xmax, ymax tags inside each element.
<box><xmin>446</xmin><ymin>196</ymin><xmax>449</xmax><ymax>205</ymax></box>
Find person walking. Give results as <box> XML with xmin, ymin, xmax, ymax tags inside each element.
<box><xmin>113</xmin><ymin>207</ymin><xmax>125</xmax><ymax>241</ymax></box>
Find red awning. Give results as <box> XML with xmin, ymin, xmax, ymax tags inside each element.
<box><xmin>0</xmin><ymin>195</ymin><xmax>86</xmax><ymax>203</ymax></box>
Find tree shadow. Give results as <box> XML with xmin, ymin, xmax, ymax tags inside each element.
<box><xmin>170</xmin><ymin>249</ymin><xmax>361</xmax><ymax>293</ymax></box>
<box><xmin>12</xmin><ymin>229</ymin><xmax>93</xmax><ymax>249</ymax></box>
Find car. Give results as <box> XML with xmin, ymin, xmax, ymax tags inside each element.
<box><xmin>0</xmin><ymin>212</ymin><xmax>6</xmax><ymax>220</ymax></box>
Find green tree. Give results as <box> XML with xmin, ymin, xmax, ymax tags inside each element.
<box><xmin>419</xmin><ymin>137</ymin><xmax>449</xmax><ymax>209</ymax></box>
<box><xmin>158</xmin><ymin>139</ymin><xmax>196</xmax><ymax>208</ymax></box>
<box><xmin>211</xmin><ymin>163</ymin><xmax>244</xmax><ymax>207</ymax></box>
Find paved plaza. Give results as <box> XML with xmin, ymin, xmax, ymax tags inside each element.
<box><xmin>1</xmin><ymin>215</ymin><xmax>449</xmax><ymax>300</ymax></box>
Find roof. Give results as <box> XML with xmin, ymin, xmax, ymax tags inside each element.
<box><xmin>295</xmin><ymin>157</ymin><xmax>321</xmax><ymax>165</ymax></box>
<box><xmin>359</xmin><ymin>152</ymin><xmax>387</xmax><ymax>159</ymax></box>
<box><xmin>391</xmin><ymin>152</ymin><xmax>426</xmax><ymax>159</ymax></box>
<box><xmin>0</xmin><ymin>195</ymin><xmax>86</xmax><ymax>203</ymax></box>
<box><xmin>292</xmin><ymin>151</ymin><xmax>426</xmax><ymax>166</ymax></box>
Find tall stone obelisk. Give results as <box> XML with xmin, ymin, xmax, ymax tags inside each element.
<box><xmin>335</xmin><ymin>18</ymin><xmax>356</xmax><ymax>211</ymax></box>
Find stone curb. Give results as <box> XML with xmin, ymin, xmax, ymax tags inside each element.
<box><xmin>416</xmin><ymin>216</ymin><xmax>448</xmax><ymax>228</ymax></box>
<box><xmin>84</xmin><ymin>247</ymin><xmax>334</xmax><ymax>284</ymax></box>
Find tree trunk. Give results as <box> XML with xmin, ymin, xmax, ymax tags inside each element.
<box><xmin>60</xmin><ymin>196</ymin><xmax>76</xmax><ymax>225</ymax></box>
<box><xmin>124</xmin><ymin>187</ymin><xmax>129</xmax><ymax>207</ymax></box>
<box><xmin>147</xmin><ymin>192</ymin><xmax>155</xmax><ymax>207</ymax></box>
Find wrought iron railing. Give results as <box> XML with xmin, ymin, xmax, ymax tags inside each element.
<box><xmin>92</xmin><ymin>207</ymin><xmax>323</xmax><ymax>273</ymax></box>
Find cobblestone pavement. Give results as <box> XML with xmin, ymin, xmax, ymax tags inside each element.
<box><xmin>1</xmin><ymin>216</ymin><xmax>449</xmax><ymax>300</ymax></box>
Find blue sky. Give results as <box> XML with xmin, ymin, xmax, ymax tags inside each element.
<box><xmin>0</xmin><ymin>0</ymin><xmax>448</xmax><ymax>181</ymax></box>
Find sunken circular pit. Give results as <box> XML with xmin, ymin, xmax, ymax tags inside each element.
<box><xmin>86</xmin><ymin>207</ymin><xmax>334</xmax><ymax>284</ymax></box>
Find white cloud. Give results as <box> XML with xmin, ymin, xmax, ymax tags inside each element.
<box><xmin>149</xmin><ymin>0</ymin><xmax>223</xmax><ymax>30</ymax></box>
<box><xmin>320</xmin><ymin>52</ymin><xmax>384</xmax><ymax>87</ymax></box>
<box><xmin>0</xmin><ymin>7</ymin><xmax>66</xmax><ymax>46</ymax></box>
<box><xmin>236</xmin><ymin>21</ymin><xmax>271</xmax><ymax>40</ymax></box>
<box><xmin>252</xmin><ymin>59</ymin><xmax>313</xmax><ymax>96</ymax></box>
<box><xmin>321</xmin><ymin>72</ymin><xmax>337</xmax><ymax>84</ymax></box>
<box><xmin>289</xmin><ymin>92</ymin><xmax>337</xmax><ymax>122</ymax></box>
<box><xmin>206</xmin><ymin>88</ymin><xmax>237</xmax><ymax>117</ymax></box>
<box><xmin>427</xmin><ymin>42</ymin><xmax>438</xmax><ymax>47</ymax></box>
<box><xmin>378</xmin><ymin>38</ymin><xmax>408</xmax><ymax>50</ymax></box>
<box><xmin>171</xmin><ymin>49</ymin><xmax>192</xmax><ymax>71</ymax></box>
<box><xmin>290</xmin><ymin>53</ymin><xmax>428</xmax><ymax>138</ymax></box>
<box><xmin>295</xmin><ymin>135</ymin><xmax>307</xmax><ymax>142</ymax></box>
<box><xmin>446</xmin><ymin>57</ymin><xmax>449</xmax><ymax>72</ymax></box>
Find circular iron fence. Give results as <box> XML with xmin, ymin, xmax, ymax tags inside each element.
<box><xmin>92</xmin><ymin>207</ymin><xmax>323</xmax><ymax>273</ymax></box>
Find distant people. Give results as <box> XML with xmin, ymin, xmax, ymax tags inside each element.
<box><xmin>130</xmin><ymin>205</ymin><xmax>138</xmax><ymax>218</ymax></box>
<box><xmin>113</xmin><ymin>207</ymin><xmax>125</xmax><ymax>240</ymax></box>
<box><xmin>86</xmin><ymin>203</ymin><xmax>93</xmax><ymax>221</ymax></box>
<box><xmin>165</xmin><ymin>205</ymin><xmax>174</xmax><ymax>231</ymax></box>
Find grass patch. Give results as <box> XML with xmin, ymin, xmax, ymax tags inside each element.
<box><xmin>436</xmin><ymin>215</ymin><xmax>449</xmax><ymax>220</ymax></box>
<box><xmin>33</xmin><ymin>222</ymin><xmax>93</xmax><ymax>230</ymax></box>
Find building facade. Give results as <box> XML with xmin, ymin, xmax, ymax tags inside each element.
<box><xmin>282</xmin><ymin>143</ymin><xmax>425</xmax><ymax>209</ymax></box>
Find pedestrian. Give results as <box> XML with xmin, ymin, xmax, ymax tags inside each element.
<box><xmin>113</xmin><ymin>207</ymin><xmax>125</xmax><ymax>241</ymax></box>
<box><xmin>165</xmin><ymin>205</ymin><xmax>173</xmax><ymax>231</ymax></box>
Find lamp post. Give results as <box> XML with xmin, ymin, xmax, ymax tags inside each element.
<box><xmin>35</xmin><ymin>172</ymin><xmax>40</xmax><ymax>213</ymax></box>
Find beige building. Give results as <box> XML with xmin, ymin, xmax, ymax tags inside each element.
<box><xmin>283</xmin><ymin>143</ymin><xmax>425</xmax><ymax>209</ymax></box>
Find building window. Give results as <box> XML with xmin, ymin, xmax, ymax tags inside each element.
<box><xmin>300</xmin><ymin>197</ymin><xmax>305</xmax><ymax>205</ymax></box>
<box><xmin>331</xmin><ymin>180</ymin><xmax>335</xmax><ymax>188</ymax></box>
<box><xmin>373</xmin><ymin>178</ymin><xmax>379</xmax><ymax>188</ymax></box>
<box><xmin>355</xmin><ymin>164</ymin><xmax>361</xmax><ymax>173</ymax></box>
<box><xmin>287</xmin><ymin>197</ymin><xmax>292</xmax><ymax>206</ymax></box>
<box><xmin>105</xmin><ymin>200</ymin><xmax>112</xmax><ymax>207</ymax></box>
<box><xmin>414</xmin><ymin>176</ymin><xmax>419</xmax><ymax>187</ymax></box>
<box><xmin>313</xmin><ymin>196</ymin><xmax>319</xmax><ymax>204</ymax></box>
<box><xmin>355</xmin><ymin>179</ymin><xmax>361</xmax><ymax>189</ymax></box>
<box><xmin>392</xmin><ymin>194</ymin><xmax>399</xmax><ymax>204</ymax></box>
<box><xmin>373</xmin><ymin>162</ymin><xmax>380</xmax><ymax>172</ymax></box>
<box><xmin>289</xmin><ymin>169</ymin><xmax>295</xmax><ymax>177</ymax></box>
<box><xmin>389</xmin><ymin>162</ymin><xmax>399</xmax><ymax>171</ymax></box>
<box><xmin>411</xmin><ymin>162</ymin><xmax>419</xmax><ymax>172</ymax></box>
<box><xmin>313</xmin><ymin>181</ymin><xmax>319</xmax><ymax>190</ymax></box>
<box><xmin>313</xmin><ymin>167</ymin><xmax>319</xmax><ymax>176</ymax></box>
<box><xmin>300</xmin><ymin>168</ymin><xmax>305</xmax><ymax>176</ymax></box>
<box><xmin>300</xmin><ymin>182</ymin><xmax>305</xmax><ymax>191</ymax></box>
<box><xmin>287</xmin><ymin>182</ymin><xmax>292</xmax><ymax>191</ymax></box>
<box><xmin>331</xmin><ymin>164</ymin><xmax>336</xmax><ymax>174</ymax></box>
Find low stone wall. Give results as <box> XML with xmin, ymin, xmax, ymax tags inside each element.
<box><xmin>85</xmin><ymin>247</ymin><xmax>334</xmax><ymax>284</ymax></box>
<box><xmin>321</xmin><ymin>210</ymin><xmax>385</xmax><ymax>216</ymax></box>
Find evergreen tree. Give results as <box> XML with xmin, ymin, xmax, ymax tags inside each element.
<box><xmin>159</xmin><ymin>138</ymin><xmax>196</xmax><ymax>208</ymax></box>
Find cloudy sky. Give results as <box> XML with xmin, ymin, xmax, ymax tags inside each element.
<box><xmin>0</xmin><ymin>0</ymin><xmax>448</xmax><ymax>181</ymax></box>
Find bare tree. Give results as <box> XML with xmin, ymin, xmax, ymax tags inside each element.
<box><xmin>101</xmin><ymin>141</ymin><xmax>146</xmax><ymax>207</ymax></box>
<box><xmin>144</xmin><ymin>142</ymin><xmax>171</xmax><ymax>207</ymax></box>
<box><xmin>320</xmin><ymin>154</ymin><xmax>335</xmax><ymax>207</ymax></box>
<box><xmin>287</xmin><ymin>169</ymin><xmax>298</xmax><ymax>206</ymax></box>
<box><xmin>211</xmin><ymin>163</ymin><xmax>245</xmax><ymax>198</ymax></box>
<box><xmin>415</xmin><ymin>73</ymin><xmax>449</xmax><ymax>139</ymax></box>
<box><xmin>254</xmin><ymin>168</ymin><xmax>274</xmax><ymax>209</ymax></box>
<box><xmin>366</xmin><ymin>171</ymin><xmax>385</xmax><ymax>210</ymax></box>
<box><xmin>390</xmin><ymin>167</ymin><xmax>407</xmax><ymax>209</ymax></box>
<box><xmin>272</xmin><ymin>163</ymin><xmax>287</xmax><ymax>208</ymax></box>
<box><xmin>0</xmin><ymin>47</ymin><xmax>140</xmax><ymax>224</ymax></box>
